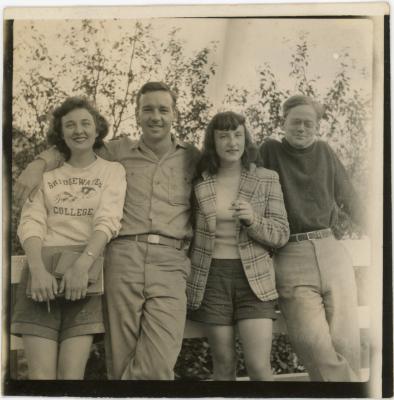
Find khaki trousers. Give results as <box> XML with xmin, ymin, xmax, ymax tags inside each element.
<box><xmin>274</xmin><ymin>236</ymin><xmax>360</xmax><ymax>382</ymax></box>
<box><xmin>103</xmin><ymin>239</ymin><xmax>190</xmax><ymax>380</ymax></box>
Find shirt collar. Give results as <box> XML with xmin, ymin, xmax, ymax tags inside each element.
<box><xmin>282</xmin><ymin>137</ymin><xmax>316</xmax><ymax>154</ymax></box>
<box><xmin>130</xmin><ymin>134</ymin><xmax>187</xmax><ymax>151</ymax></box>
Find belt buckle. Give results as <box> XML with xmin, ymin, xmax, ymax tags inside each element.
<box><xmin>306</xmin><ymin>232</ymin><xmax>313</xmax><ymax>240</ymax></box>
<box><xmin>147</xmin><ymin>234</ymin><xmax>160</xmax><ymax>244</ymax></box>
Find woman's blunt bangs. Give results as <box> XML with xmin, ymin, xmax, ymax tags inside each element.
<box><xmin>210</xmin><ymin>112</ymin><xmax>245</xmax><ymax>132</ymax></box>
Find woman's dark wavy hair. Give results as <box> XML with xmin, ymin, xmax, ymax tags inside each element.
<box><xmin>47</xmin><ymin>97</ymin><xmax>109</xmax><ymax>160</ymax></box>
<box><xmin>196</xmin><ymin>111</ymin><xmax>259</xmax><ymax>178</ymax></box>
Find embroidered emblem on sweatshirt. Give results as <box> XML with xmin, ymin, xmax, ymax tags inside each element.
<box><xmin>55</xmin><ymin>186</ymin><xmax>97</xmax><ymax>204</ymax></box>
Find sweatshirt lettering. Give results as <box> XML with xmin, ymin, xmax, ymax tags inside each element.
<box><xmin>53</xmin><ymin>207</ymin><xmax>94</xmax><ymax>216</ymax></box>
<box><xmin>48</xmin><ymin>177</ymin><xmax>102</xmax><ymax>189</ymax></box>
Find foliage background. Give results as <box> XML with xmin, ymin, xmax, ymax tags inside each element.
<box><xmin>10</xmin><ymin>17</ymin><xmax>372</xmax><ymax>379</ymax></box>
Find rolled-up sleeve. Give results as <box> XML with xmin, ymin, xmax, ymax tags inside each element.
<box><xmin>17</xmin><ymin>185</ymin><xmax>48</xmax><ymax>245</ymax></box>
<box><xmin>93</xmin><ymin>162</ymin><xmax>126</xmax><ymax>242</ymax></box>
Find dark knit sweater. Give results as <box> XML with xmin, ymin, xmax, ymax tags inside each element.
<box><xmin>259</xmin><ymin>138</ymin><xmax>364</xmax><ymax>234</ymax></box>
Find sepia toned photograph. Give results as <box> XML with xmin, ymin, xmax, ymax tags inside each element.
<box><xmin>2</xmin><ymin>2</ymin><xmax>391</xmax><ymax>398</ymax></box>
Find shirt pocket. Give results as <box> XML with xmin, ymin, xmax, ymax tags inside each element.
<box><xmin>126</xmin><ymin>166</ymin><xmax>150</xmax><ymax>205</ymax></box>
<box><xmin>168</xmin><ymin>169</ymin><xmax>192</xmax><ymax>205</ymax></box>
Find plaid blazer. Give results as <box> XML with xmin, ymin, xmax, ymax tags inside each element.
<box><xmin>187</xmin><ymin>164</ymin><xmax>289</xmax><ymax>310</ymax></box>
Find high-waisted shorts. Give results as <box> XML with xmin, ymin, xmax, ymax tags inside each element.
<box><xmin>188</xmin><ymin>259</ymin><xmax>277</xmax><ymax>325</ymax></box>
<box><xmin>11</xmin><ymin>245</ymin><xmax>104</xmax><ymax>342</ymax></box>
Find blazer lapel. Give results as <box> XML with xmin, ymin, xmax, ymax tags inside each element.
<box><xmin>236</xmin><ymin>166</ymin><xmax>259</xmax><ymax>239</ymax></box>
<box><xmin>238</xmin><ymin>166</ymin><xmax>259</xmax><ymax>203</ymax></box>
<box><xmin>195</xmin><ymin>173</ymin><xmax>217</xmax><ymax>234</ymax></box>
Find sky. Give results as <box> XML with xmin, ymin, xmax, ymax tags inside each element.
<box><xmin>149</xmin><ymin>17</ymin><xmax>373</xmax><ymax>104</ymax></box>
<box><xmin>13</xmin><ymin>16</ymin><xmax>373</xmax><ymax>110</ymax></box>
<box><xmin>215</xmin><ymin>18</ymin><xmax>372</xmax><ymax>97</ymax></box>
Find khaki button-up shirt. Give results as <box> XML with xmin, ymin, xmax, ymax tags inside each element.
<box><xmin>98</xmin><ymin>136</ymin><xmax>200</xmax><ymax>240</ymax></box>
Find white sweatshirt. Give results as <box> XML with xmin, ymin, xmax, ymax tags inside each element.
<box><xmin>18</xmin><ymin>156</ymin><xmax>126</xmax><ymax>246</ymax></box>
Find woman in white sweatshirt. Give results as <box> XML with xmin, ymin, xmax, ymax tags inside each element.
<box><xmin>11</xmin><ymin>97</ymin><xmax>126</xmax><ymax>379</ymax></box>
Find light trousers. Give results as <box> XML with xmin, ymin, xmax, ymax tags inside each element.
<box><xmin>274</xmin><ymin>236</ymin><xmax>360</xmax><ymax>381</ymax></box>
<box><xmin>103</xmin><ymin>239</ymin><xmax>190</xmax><ymax>380</ymax></box>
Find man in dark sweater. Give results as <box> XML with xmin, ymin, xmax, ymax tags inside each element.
<box><xmin>259</xmin><ymin>95</ymin><xmax>365</xmax><ymax>381</ymax></box>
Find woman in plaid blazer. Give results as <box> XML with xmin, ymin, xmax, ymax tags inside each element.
<box><xmin>187</xmin><ymin>112</ymin><xmax>289</xmax><ymax>380</ymax></box>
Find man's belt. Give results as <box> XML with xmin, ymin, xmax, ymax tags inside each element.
<box><xmin>288</xmin><ymin>228</ymin><xmax>332</xmax><ymax>242</ymax></box>
<box><xmin>119</xmin><ymin>234</ymin><xmax>183</xmax><ymax>250</ymax></box>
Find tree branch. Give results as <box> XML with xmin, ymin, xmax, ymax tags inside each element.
<box><xmin>112</xmin><ymin>24</ymin><xmax>139</xmax><ymax>137</ymax></box>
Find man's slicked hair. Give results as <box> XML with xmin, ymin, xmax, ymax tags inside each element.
<box><xmin>136</xmin><ymin>82</ymin><xmax>177</xmax><ymax>111</ymax></box>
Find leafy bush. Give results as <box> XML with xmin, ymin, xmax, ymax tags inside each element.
<box><xmin>174</xmin><ymin>334</ymin><xmax>305</xmax><ymax>380</ymax></box>
<box><xmin>85</xmin><ymin>342</ymin><xmax>107</xmax><ymax>380</ymax></box>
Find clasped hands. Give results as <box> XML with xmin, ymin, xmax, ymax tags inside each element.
<box><xmin>29</xmin><ymin>257</ymin><xmax>90</xmax><ymax>302</ymax></box>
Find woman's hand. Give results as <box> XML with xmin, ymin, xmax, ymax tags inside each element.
<box><xmin>59</xmin><ymin>255</ymin><xmax>91</xmax><ymax>301</ymax></box>
<box><xmin>229</xmin><ymin>200</ymin><xmax>255</xmax><ymax>226</ymax></box>
<box><xmin>29</xmin><ymin>265</ymin><xmax>58</xmax><ymax>302</ymax></box>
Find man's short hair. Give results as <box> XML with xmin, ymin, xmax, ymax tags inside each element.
<box><xmin>283</xmin><ymin>95</ymin><xmax>324</xmax><ymax>121</ymax></box>
<box><xmin>136</xmin><ymin>82</ymin><xmax>177</xmax><ymax>110</ymax></box>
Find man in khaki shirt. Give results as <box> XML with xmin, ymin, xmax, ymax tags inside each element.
<box><xmin>15</xmin><ymin>82</ymin><xmax>201</xmax><ymax>380</ymax></box>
